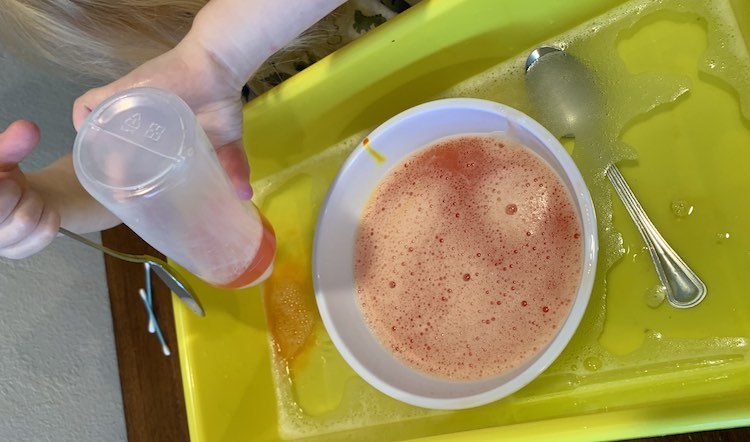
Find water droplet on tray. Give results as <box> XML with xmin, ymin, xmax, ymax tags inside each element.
<box><xmin>584</xmin><ymin>356</ymin><xmax>602</xmax><ymax>372</ymax></box>
<box><xmin>670</xmin><ymin>199</ymin><xmax>694</xmax><ymax>218</ymax></box>
<box><xmin>645</xmin><ymin>285</ymin><xmax>667</xmax><ymax>308</ymax></box>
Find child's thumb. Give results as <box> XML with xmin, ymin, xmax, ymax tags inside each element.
<box><xmin>0</xmin><ymin>120</ymin><xmax>40</xmax><ymax>172</ymax></box>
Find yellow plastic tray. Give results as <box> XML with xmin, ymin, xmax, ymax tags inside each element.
<box><xmin>173</xmin><ymin>0</ymin><xmax>750</xmax><ymax>440</ymax></box>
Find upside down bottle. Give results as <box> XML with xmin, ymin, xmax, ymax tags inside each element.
<box><xmin>73</xmin><ymin>87</ymin><xmax>275</xmax><ymax>288</ymax></box>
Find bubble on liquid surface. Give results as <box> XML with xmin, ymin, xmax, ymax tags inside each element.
<box><xmin>583</xmin><ymin>356</ymin><xmax>603</xmax><ymax>372</ymax></box>
<box><xmin>670</xmin><ymin>199</ymin><xmax>694</xmax><ymax>218</ymax></box>
<box><xmin>645</xmin><ymin>285</ymin><xmax>667</xmax><ymax>308</ymax></box>
<box><xmin>715</xmin><ymin>232</ymin><xmax>731</xmax><ymax>244</ymax></box>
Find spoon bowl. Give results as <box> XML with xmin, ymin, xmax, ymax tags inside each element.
<box><xmin>526</xmin><ymin>47</ymin><xmax>604</xmax><ymax>138</ymax></box>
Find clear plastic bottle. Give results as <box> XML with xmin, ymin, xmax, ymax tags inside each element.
<box><xmin>73</xmin><ymin>87</ymin><xmax>275</xmax><ymax>288</ymax></box>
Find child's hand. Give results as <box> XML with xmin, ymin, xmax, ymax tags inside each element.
<box><xmin>0</xmin><ymin>121</ymin><xmax>60</xmax><ymax>259</ymax></box>
<box><xmin>72</xmin><ymin>40</ymin><xmax>253</xmax><ymax>199</ymax></box>
<box><xmin>72</xmin><ymin>0</ymin><xmax>348</xmax><ymax>202</ymax></box>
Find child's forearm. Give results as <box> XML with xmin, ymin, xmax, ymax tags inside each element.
<box><xmin>28</xmin><ymin>154</ymin><xmax>121</xmax><ymax>234</ymax></box>
<box><xmin>188</xmin><ymin>0</ymin><xmax>347</xmax><ymax>87</ymax></box>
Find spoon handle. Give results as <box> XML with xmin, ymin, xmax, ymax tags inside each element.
<box><xmin>59</xmin><ymin>227</ymin><xmax>149</xmax><ymax>264</ymax></box>
<box><xmin>59</xmin><ymin>227</ymin><xmax>205</xmax><ymax>316</ymax></box>
<box><xmin>606</xmin><ymin>165</ymin><xmax>707</xmax><ymax>308</ymax></box>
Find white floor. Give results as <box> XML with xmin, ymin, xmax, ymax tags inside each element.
<box><xmin>0</xmin><ymin>49</ymin><xmax>126</xmax><ymax>441</ymax></box>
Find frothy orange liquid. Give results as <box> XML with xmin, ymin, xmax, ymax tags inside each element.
<box><xmin>218</xmin><ymin>213</ymin><xmax>277</xmax><ymax>289</ymax></box>
<box><xmin>355</xmin><ymin>134</ymin><xmax>583</xmax><ymax>380</ymax></box>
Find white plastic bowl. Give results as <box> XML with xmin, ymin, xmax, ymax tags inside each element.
<box><xmin>313</xmin><ymin>98</ymin><xmax>597</xmax><ymax>410</ymax></box>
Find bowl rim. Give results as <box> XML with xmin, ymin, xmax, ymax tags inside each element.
<box><xmin>313</xmin><ymin>97</ymin><xmax>598</xmax><ymax>409</ymax></box>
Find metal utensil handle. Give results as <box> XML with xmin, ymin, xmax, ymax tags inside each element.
<box><xmin>606</xmin><ymin>165</ymin><xmax>707</xmax><ymax>308</ymax></box>
<box><xmin>59</xmin><ymin>227</ymin><xmax>205</xmax><ymax>316</ymax></box>
<box><xmin>59</xmin><ymin>227</ymin><xmax>148</xmax><ymax>264</ymax></box>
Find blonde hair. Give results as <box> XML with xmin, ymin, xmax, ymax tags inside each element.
<box><xmin>0</xmin><ymin>0</ymin><xmax>341</xmax><ymax>95</ymax></box>
<box><xmin>0</xmin><ymin>0</ymin><xmax>209</xmax><ymax>80</ymax></box>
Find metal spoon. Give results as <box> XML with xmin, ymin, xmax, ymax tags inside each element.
<box><xmin>525</xmin><ymin>46</ymin><xmax>707</xmax><ymax>308</ymax></box>
<box><xmin>59</xmin><ymin>227</ymin><xmax>205</xmax><ymax>316</ymax></box>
